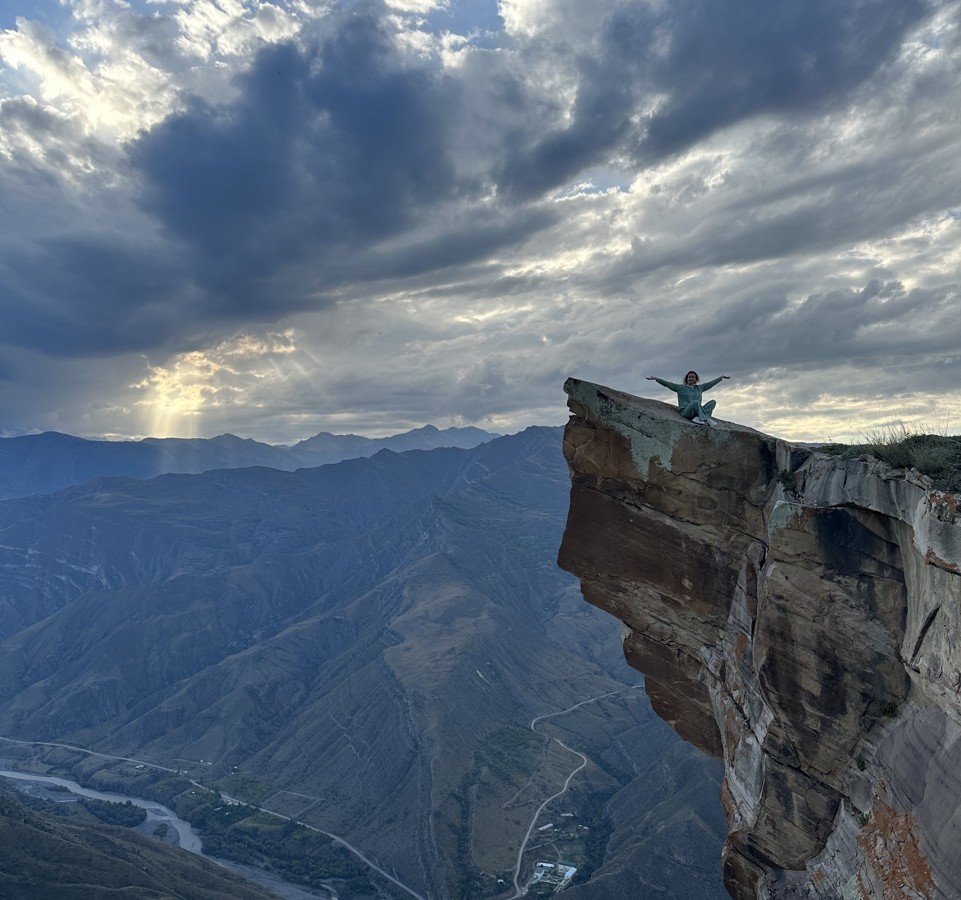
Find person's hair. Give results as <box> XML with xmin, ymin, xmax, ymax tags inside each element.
<box><xmin>685</xmin><ymin>370</ymin><xmax>699</xmax><ymax>383</ymax></box>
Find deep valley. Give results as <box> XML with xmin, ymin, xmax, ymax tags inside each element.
<box><xmin>0</xmin><ymin>427</ymin><xmax>727</xmax><ymax>898</ymax></box>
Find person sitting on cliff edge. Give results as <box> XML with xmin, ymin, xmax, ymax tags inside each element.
<box><xmin>646</xmin><ymin>371</ymin><xmax>731</xmax><ymax>427</ymax></box>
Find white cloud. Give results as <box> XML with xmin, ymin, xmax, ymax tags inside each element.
<box><xmin>384</xmin><ymin>0</ymin><xmax>449</xmax><ymax>13</ymax></box>
<box><xmin>0</xmin><ymin>12</ymin><xmax>175</xmax><ymax>141</ymax></box>
<box><xmin>174</xmin><ymin>0</ymin><xmax>307</xmax><ymax>59</ymax></box>
<box><xmin>497</xmin><ymin>0</ymin><xmax>616</xmax><ymax>42</ymax></box>
<box><xmin>0</xmin><ymin>0</ymin><xmax>320</xmax><ymax>155</ymax></box>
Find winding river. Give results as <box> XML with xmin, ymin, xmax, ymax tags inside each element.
<box><xmin>0</xmin><ymin>769</ymin><xmax>202</xmax><ymax>850</ymax></box>
<box><xmin>0</xmin><ymin>770</ymin><xmax>331</xmax><ymax>899</ymax></box>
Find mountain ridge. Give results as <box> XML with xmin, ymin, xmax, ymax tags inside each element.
<box><xmin>0</xmin><ymin>424</ymin><xmax>499</xmax><ymax>500</ymax></box>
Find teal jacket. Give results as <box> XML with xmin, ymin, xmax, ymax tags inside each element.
<box><xmin>654</xmin><ymin>377</ymin><xmax>722</xmax><ymax>411</ymax></box>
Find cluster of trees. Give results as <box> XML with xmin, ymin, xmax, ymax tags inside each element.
<box><xmin>478</xmin><ymin>725</ymin><xmax>543</xmax><ymax>785</ymax></box>
<box><xmin>176</xmin><ymin>793</ymin><xmax>379</xmax><ymax>899</ymax></box>
<box><xmin>141</xmin><ymin>774</ymin><xmax>196</xmax><ymax>806</ymax></box>
<box><xmin>78</xmin><ymin>798</ymin><xmax>148</xmax><ymax>827</ymax></box>
<box><xmin>570</xmin><ymin>789</ymin><xmax>615</xmax><ymax>884</ymax></box>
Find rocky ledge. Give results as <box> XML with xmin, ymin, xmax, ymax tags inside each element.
<box><xmin>557</xmin><ymin>378</ymin><xmax>961</xmax><ymax>900</ymax></box>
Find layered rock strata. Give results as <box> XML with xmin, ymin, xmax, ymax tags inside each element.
<box><xmin>557</xmin><ymin>378</ymin><xmax>961</xmax><ymax>899</ymax></box>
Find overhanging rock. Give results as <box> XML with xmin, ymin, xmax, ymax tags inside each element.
<box><xmin>557</xmin><ymin>377</ymin><xmax>961</xmax><ymax>900</ymax></box>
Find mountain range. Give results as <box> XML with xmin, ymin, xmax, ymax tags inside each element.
<box><xmin>0</xmin><ymin>424</ymin><xmax>496</xmax><ymax>500</ymax></box>
<box><xmin>0</xmin><ymin>427</ymin><xmax>726</xmax><ymax>898</ymax></box>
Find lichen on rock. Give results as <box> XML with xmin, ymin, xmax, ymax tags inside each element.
<box><xmin>557</xmin><ymin>378</ymin><xmax>961</xmax><ymax>899</ymax></box>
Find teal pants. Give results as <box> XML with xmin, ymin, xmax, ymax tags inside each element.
<box><xmin>680</xmin><ymin>399</ymin><xmax>715</xmax><ymax>420</ymax></box>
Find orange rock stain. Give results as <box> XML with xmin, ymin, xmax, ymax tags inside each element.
<box><xmin>856</xmin><ymin>796</ymin><xmax>935</xmax><ymax>899</ymax></box>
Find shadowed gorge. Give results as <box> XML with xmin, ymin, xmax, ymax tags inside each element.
<box><xmin>557</xmin><ymin>377</ymin><xmax>961</xmax><ymax>899</ymax></box>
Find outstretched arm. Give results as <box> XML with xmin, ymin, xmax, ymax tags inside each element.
<box><xmin>647</xmin><ymin>376</ymin><xmax>681</xmax><ymax>392</ymax></box>
<box><xmin>701</xmin><ymin>375</ymin><xmax>731</xmax><ymax>391</ymax></box>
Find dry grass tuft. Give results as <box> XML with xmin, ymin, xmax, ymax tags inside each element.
<box><xmin>820</xmin><ymin>422</ymin><xmax>961</xmax><ymax>493</ymax></box>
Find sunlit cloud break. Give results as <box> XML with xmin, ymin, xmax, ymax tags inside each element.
<box><xmin>133</xmin><ymin>331</ymin><xmax>298</xmax><ymax>438</ymax></box>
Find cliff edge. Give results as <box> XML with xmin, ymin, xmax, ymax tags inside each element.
<box><xmin>557</xmin><ymin>377</ymin><xmax>961</xmax><ymax>900</ymax></box>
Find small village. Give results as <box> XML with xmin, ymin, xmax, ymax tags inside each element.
<box><xmin>516</xmin><ymin>812</ymin><xmax>585</xmax><ymax>896</ymax></box>
<box><xmin>528</xmin><ymin>860</ymin><xmax>578</xmax><ymax>893</ymax></box>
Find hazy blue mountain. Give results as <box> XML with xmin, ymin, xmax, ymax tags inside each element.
<box><xmin>0</xmin><ymin>429</ymin><xmax>726</xmax><ymax>898</ymax></box>
<box><xmin>289</xmin><ymin>423</ymin><xmax>495</xmax><ymax>456</ymax></box>
<box><xmin>0</xmin><ymin>424</ymin><xmax>497</xmax><ymax>500</ymax></box>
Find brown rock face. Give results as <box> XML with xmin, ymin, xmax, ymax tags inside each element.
<box><xmin>557</xmin><ymin>378</ymin><xmax>961</xmax><ymax>900</ymax></box>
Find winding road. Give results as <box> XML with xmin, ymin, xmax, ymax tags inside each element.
<box><xmin>508</xmin><ymin>685</ymin><xmax>643</xmax><ymax>898</ymax></box>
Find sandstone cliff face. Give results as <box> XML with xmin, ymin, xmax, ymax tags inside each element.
<box><xmin>557</xmin><ymin>378</ymin><xmax>961</xmax><ymax>900</ymax></box>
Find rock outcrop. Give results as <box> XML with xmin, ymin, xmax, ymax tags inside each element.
<box><xmin>557</xmin><ymin>378</ymin><xmax>961</xmax><ymax>899</ymax></box>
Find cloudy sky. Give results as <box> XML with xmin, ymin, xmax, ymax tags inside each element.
<box><xmin>1</xmin><ymin>0</ymin><xmax>960</xmax><ymax>444</ymax></box>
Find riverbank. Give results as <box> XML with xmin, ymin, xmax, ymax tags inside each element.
<box><xmin>0</xmin><ymin>735</ymin><xmax>414</xmax><ymax>899</ymax></box>
<box><xmin>0</xmin><ymin>769</ymin><xmax>333</xmax><ymax>900</ymax></box>
<box><xmin>1</xmin><ymin>769</ymin><xmax>202</xmax><ymax>851</ymax></box>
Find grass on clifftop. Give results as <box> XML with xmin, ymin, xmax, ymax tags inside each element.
<box><xmin>819</xmin><ymin>424</ymin><xmax>961</xmax><ymax>493</ymax></box>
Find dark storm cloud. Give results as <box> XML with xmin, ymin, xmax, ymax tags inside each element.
<box><xmin>497</xmin><ymin>0</ymin><xmax>930</xmax><ymax>197</ymax></box>
<box><xmin>0</xmin><ymin>0</ymin><xmax>566</xmax><ymax>365</ymax></box>
<box><xmin>2</xmin><ymin>236</ymin><xmax>192</xmax><ymax>355</ymax></box>
<box><xmin>496</xmin><ymin>51</ymin><xmax>637</xmax><ymax>198</ymax></box>
<box><xmin>688</xmin><ymin>279</ymin><xmax>961</xmax><ymax>371</ymax></box>
<box><xmin>638</xmin><ymin>0</ymin><xmax>928</xmax><ymax>160</ymax></box>
<box><xmin>130</xmin><ymin>4</ymin><xmax>479</xmax><ymax>314</ymax></box>
<box><xmin>328</xmin><ymin>205</ymin><xmax>559</xmax><ymax>284</ymax></box>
